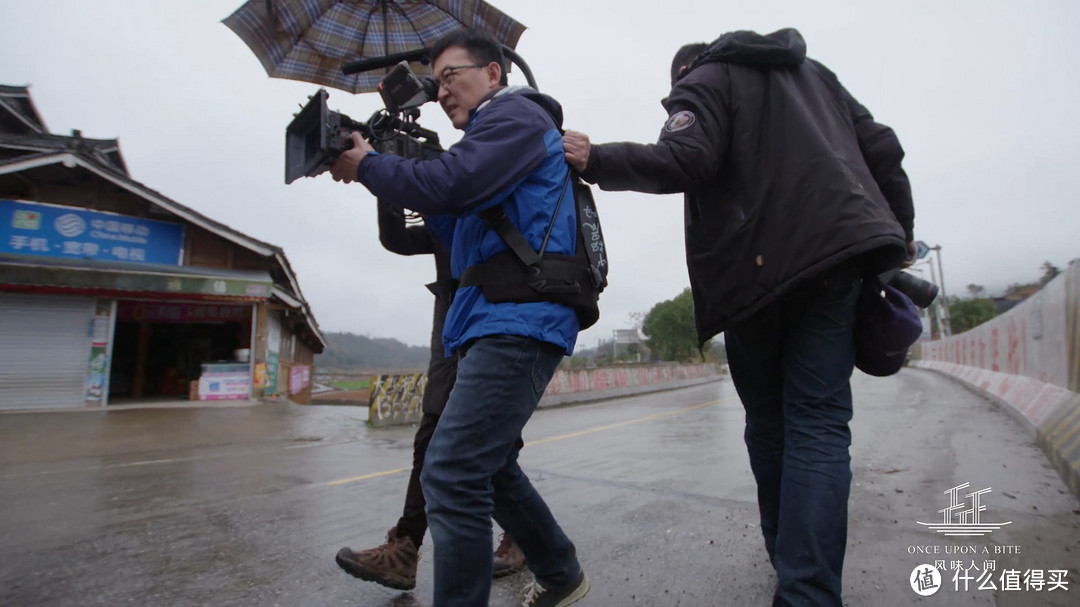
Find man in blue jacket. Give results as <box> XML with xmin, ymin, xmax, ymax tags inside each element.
<box><xmin>330</xmin><ymin>28</ymin><xmax>589</xmax><ymax>607</ymax></box>
<box><xmin>563</xmin><ymin>29</ymin><xmax>915</xmax><ymax>607</ymax></box>
<box><xmin>334</xmin><ymin>201</ymin><xmax>526</xmax><ymax>589</ymax></box>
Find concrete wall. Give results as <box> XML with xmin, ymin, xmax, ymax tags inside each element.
<box><xmin>540</xmin><ymin>363</ymin><xmax>721</xmax><ymax>407</ymax></box>
<box><xmin>913</xmin><ymin>260</ymin><xmax>1080</xmax><ymax>496</ymax></box>
<box><xmin>367</xmin><ymin>362</ymin><xmax>723</xmax><ymax>427</ymax></box>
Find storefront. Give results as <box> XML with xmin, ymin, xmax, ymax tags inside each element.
<box><xmin>0</xmin><ymin>85</ymin><xmax>325</xmax><ymax>410</ymax></box>
<box><xmin>109</xmin><ymin>300</ymin><xmax>254</xmax><ymax>401</ymax></box>
<box><xmin>0</xmin><ymin>292</ymin><xmax>95</xmax><ymax>409</ymax></box>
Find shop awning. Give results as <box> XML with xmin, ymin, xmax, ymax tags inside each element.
<box><xmin>0</xmin><ymin>254</ymin><xmax>272</xmax><ymax>301</ymax></box>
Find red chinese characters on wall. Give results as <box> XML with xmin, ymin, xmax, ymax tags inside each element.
<box><xmin>1006</xmin><ymin>317</ymin><xmax>1021</xmax><ymax>375</ymax></box>
<box><xmin>990</xmin><ymin>327</ymin><xmax>1000</xmax><ymax>371</ymax></box>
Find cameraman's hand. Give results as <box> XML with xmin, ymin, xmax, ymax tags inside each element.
<box><xmin>563</xmin><ymin>130</ymin><xmax>591</xmax><ymax>173</ymax></box>
<box><xmin>330</xmin><ymin>132</ymin><xmax>375</xmax><ymax>183</ymax></box>
<box><xmin>903</xmin><ymin>240</ymin><xmax>917</xmax><ymax>267</ymax></box>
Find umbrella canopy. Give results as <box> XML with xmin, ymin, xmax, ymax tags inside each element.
<box><xmin>223</xmin><ymin>0</ymin><xmax>527</xmax><ymax>94</ymax></box>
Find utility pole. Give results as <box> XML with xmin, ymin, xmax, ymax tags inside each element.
<box><xmin>908</xmin><ymin>263</ymin><xmax>936</xmax><ymax>340</ymax></box>
<box><xmin>932</xmin><ymin>245</ymin><xmax>951</xmax><ymax>336</ymax></box>
<box><xmin>926</xmin><ymin>261</ymin><xmax>941</xmax><ymax>339</ymax></box>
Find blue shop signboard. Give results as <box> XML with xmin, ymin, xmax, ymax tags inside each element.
<box><xmin>1</xmin><ymin>199</ymin><xmax>184</xmax><ymax>265</ymax></box>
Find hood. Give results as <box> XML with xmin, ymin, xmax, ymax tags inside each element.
<box><xmin>474</xmin><ymin>85</ymin><xmax>564</xmax><ymax>130</ymax></box>
<box><xmin>691</xmin><ymin>28</ymin><xmax>806</xmax><ymax>70</ymax></box>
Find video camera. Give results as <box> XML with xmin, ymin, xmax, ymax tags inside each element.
<box><xmin>285</xmin><ymin>61</ymin><xmax>443</xmax><ymax>184</ymax></box>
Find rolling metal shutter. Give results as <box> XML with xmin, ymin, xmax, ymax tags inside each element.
<box><xmin>0</xmin><ymin>293</ymin><xmax>94</xmax><ymax>410</ymax></box>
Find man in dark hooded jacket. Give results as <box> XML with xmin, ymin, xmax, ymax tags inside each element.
<box><xmin>563</xmin><ymin>28</ymin><xmax>915</xmax><ymax>606</ymax></box>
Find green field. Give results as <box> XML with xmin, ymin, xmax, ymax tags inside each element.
<box><xmin>330</xmin><ymin>379</ymin><xmax>370</xmax><ymax>390</ymax></box>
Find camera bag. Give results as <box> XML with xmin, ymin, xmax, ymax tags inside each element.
<box><xmin>854</xmin><ymin>277</ymin><xmax>923</xmax><ymax>376</ymax></box>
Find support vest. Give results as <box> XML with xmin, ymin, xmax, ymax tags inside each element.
<box><xmin>458</xmin><ymin>172</ymin><xmax>608</xmax><ymax>329</ymax></box>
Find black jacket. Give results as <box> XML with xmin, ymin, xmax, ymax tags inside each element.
<box><xmin>377</xmin><ymin>200</ymin><xmax>456</xmax><ymax>415</ymax></box>
<box><xmin>582</xmin><ymin>29</ymin><xmax>913</xmax><ymax>344</ymax></box>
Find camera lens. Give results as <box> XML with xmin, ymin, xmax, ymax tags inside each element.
<box><xmin>889</xmin><ymin>272</ymin><xmax>938</xmax><ymax>308</ymax></box>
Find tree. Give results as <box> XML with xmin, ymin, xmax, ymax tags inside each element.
<box><xmin>948</xmin><ymin>299</ymin><xmax>997</xmax><ymax>334</ymax></box>
<box><xmin>641</xmin><ymin>288</ymin><xmax>703</xmax><ymax>362</ymax></box>
<box><xmin>966</xmin><ymin>284</ymin><xmax>985</xmax><ymax>298</ymax></box>
<box><xmin>315</xmin><ymin>331</ymin><xmax>429</xmax><ymax>371</ymax></box>
<box><xmin>1003</xmin><ymin>281</ymin><xmax>1039</xmax><ymax>299</ymax></box>
<box><xmin>1039</xmin><ymin>260</ymin><xmax>1061</xmax><ymax>286</ymax></box>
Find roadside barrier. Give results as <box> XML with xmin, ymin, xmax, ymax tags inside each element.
<box><xmin>367</xmin><ymin>362</ymin><xmax>723</xmax><ymax>427</ymax></box>
<box><xmin>913</xmin><ymin>260</ymin><xmax>1080</xmax><ymax>496</ymax></box>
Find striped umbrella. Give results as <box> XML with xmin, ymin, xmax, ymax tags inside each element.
<box><xmin>223</xmin><ymin>0</ymin><xmax>527</xmax><ymax>94</ymax></box>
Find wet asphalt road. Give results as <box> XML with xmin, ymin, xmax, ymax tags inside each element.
<box><xmin>1</xmin><ymin>369</ymin><xmax>1079</xmax><ymax>607</ymax></box>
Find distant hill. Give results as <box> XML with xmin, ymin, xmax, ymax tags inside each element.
<box><xmin>315</xmin><ymin>331</ymin><xmax>429</xmax><ymax>372</ymax></box>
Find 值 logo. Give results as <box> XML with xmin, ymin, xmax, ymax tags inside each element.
<box><xmin>910</xmin><ymin>564</ymin><xmax>942</xmax><ymax>596</ymax></box>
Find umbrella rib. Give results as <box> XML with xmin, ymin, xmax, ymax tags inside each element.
<box><xmin>264</xmin><ymin>0</ymin><xmax>286</xmax><ymax>35</ymax></box>
<box><xmin>392</xmin><ymin>4</ymin><xmax>422</xmax><ymax>52</ymax></box>
<box><xmin>359</xmin><ymin>4</ymin><xmax>374</xmax><ymax>56</ymax></box>
<box><xmin>353</xmin><ymin>2</ymin><xmax>377</xmax><ymax>87</ymax></box>
<box><xmin>397</xmin><ymin>4</ymin><xmax>461</xmax><ymax>55</ymax></box>
<box><xmin>382</xmin><ymin>1</ymin><xmax>390</xmax><ymax>61</ymax></box>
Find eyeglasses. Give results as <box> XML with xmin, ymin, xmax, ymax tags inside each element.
<box><xmin>433</xmin><ymin>64</ymin><xmax>487</xmax><ymax>90</ymax></box>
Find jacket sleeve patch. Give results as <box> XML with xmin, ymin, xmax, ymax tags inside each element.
<box><xmin>664</xmin><ymin>110</ymin><xmax>696</xmax><ymax>132</ymax></box>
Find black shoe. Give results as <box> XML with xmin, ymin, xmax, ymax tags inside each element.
<box><xmin>521</xmin><ymin>571</ymin><xmax>590</xmax><ymax>607</ymax></box>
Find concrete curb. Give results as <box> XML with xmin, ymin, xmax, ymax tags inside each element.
<box><xmin>912</xmin><ymin>360</ymin><xmax>1080</xmax><ymax>499</ymax></box>
<box><xmin>0</xmin><ymin>398</ymin><xmax>264</xmax><ymax>415</ymax></box>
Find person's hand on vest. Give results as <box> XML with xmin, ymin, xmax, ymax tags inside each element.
<box><xmin>563</xmin><ymin>130</ymin><xmax>591</xmax><ymax>173</ymax></box>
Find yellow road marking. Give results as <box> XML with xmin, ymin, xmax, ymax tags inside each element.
<box><xmin>524</xmin><ymin>399</ymin><xmax>729</xmax><ymax>447</ymax></box>
<box><xmin>325</xmin><ymin>397</ymin><xmax>731</xmax><ymax>487</ymax></box>
<box><xmin>327</xmin><ymin>467</ymin><xmax>410</xmax><ymax>486</ymax></box>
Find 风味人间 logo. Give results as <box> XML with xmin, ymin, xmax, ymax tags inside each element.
<box><xmin>918</xmin><ymin>482</ymin><xmax>1012</xmax><ymax>536</ymax></box>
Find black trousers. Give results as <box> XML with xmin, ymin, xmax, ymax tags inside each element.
<box><xmin>391</xmin><ymin>409</ymin><xmax>526</xmax><ymax>549</ymax></box>
<box><xmin>395</xmin><ymin>412</ymin><xmax>440</xmax><ymax>547</ymax></box>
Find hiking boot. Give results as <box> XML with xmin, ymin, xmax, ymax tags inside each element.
<box><xmin>335</xmin><ymin>527</ymin><xmax>418</xmax><ymax>591</ymax></box>
<box><xmin>493</xmin><ymin>532</ymin><xmax>527</xmax><ymax>578</ymax></box>
<box><xmin>521</xmin><ymin>571</ymin><xmax>590</xmax><ymax>607</ymax></box>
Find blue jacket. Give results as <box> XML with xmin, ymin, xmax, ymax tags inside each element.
<box><xmin>356</xmin><ymin>86</ymin><xmax>579</xmax><ymax>356</ymax></box>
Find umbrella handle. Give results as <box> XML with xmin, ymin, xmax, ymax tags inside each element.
<box><xmin>501</xmin><ymin>46</ymin><xmax>538</xmax><ymax>90</ymax></box>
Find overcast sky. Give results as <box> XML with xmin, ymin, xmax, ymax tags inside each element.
<box><xmin>2</xmin><ymin>1</ymin><xmax>1078</xmax><ymax>348</ymax></box>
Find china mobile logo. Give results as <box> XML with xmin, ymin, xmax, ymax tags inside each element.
<box><xmin>917</xmin><ymin>482</ymin><xmax>1012</xmax><ymax>536</ymax></box>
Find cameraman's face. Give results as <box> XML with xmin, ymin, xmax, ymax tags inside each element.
<box><xmin>433</xmin><ymin>46</ymin><xmax>500</xmax><ymax>130</ymax></box>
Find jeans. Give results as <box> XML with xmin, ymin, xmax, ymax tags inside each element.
<box><xmin>724</xmin><ymin>263</ymin><xmax>861</xmax><ymax>607</ymax></box>
<box><xmin>421</xmin><ymin>334</ymin><xmax>581</xmax><ymax>607</ymax></box>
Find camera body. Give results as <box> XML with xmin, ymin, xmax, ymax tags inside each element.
<box><xmin>284</xmin><ymin>62</ymin><xmax>442</xmax><ymax>184</ymax></box>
